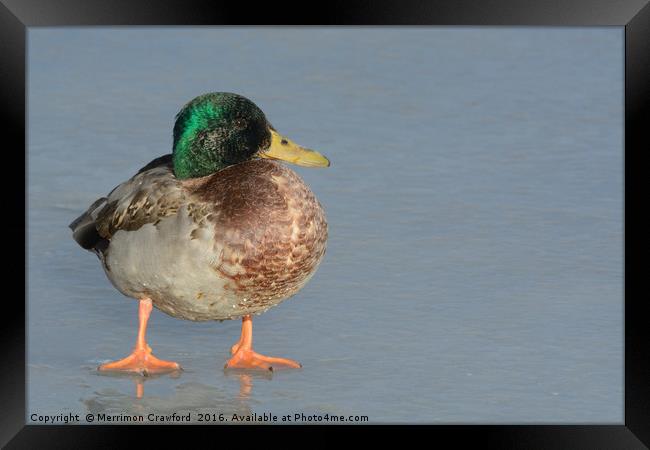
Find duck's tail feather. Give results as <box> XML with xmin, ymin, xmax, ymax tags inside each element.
<box><xmin>69</xmin><ymin>197</ymin><xmax>108</xmax><ymax>250</ymax></box>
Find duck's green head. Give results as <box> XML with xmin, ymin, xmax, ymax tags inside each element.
<box><xmin>172</xmin><ymin>92</ymin><xmax>329</xmax><ymax>179</ymax></box>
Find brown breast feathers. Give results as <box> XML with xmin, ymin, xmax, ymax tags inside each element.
<box><xmin>186</xmin><ymin>159</ymin><xmax>328</xmax><ymax>308</ymax></box>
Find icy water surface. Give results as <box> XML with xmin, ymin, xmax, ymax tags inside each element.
<box><xmin>27</xmin><ymin>28</ymin><xmax>623</xmax><ymax>423</ymax></box>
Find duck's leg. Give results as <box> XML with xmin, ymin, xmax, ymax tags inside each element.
<box><xmin>230</xmin><ymin>321</ymin><xmax>246</xmax><ymax>355</ymax></box>
<box><xmin>98</xmin><ymin>298</ymin><xmax>181</xmax><ymax>375</ymax></box>
<box><xmin>225</xmin><ymin>315</ymin><xmax>301</xmax><ymax>371</ymax></box>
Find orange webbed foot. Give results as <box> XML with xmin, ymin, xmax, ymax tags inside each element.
<box><xmin>225</xmin><ymin>348</ymin><xmax>302</xmax><ymax>371</ymax></box>
<box><xmin>98</xmin><ymin>347</ymin><xmax>181</xmax><ymax>376</ymax></box>
<box><xmin>225</xmin><ymin>315</ymin><xmax>302</xmax><ymax>371</ymax></box>
<box><xmin>98</xmin><ymin>297</ymin><xmax>181</xmax><ymax>376</ymax></box>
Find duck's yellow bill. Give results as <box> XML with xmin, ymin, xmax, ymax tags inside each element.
<box><xmin>258</xmin><ymin>130</ymin><xmax>330</xmax><ymax>168</ymax></box>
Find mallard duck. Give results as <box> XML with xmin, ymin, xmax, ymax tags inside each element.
<box><xmin>70</xmin><ymin>92</ymin><xmax>329</xmax><ymax>373</ymax></box>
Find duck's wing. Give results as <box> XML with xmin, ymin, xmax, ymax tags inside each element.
<box><xmin>69</xmin><ymin>154</ymin><xmax>187</xmax><ymax>253</ymax></box>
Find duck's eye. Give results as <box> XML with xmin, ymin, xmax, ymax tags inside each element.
<box><xmin>233</xmin><ymin>118</ymin><xmax>247</xmax><ymax>130</ymax></box>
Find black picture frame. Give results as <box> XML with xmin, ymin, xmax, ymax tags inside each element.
<box><xmin>3</xmin><ymin>0</ymin><xmax>648</xmax><ymax>447</ymax></box>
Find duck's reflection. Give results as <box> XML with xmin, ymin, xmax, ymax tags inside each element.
<box><xmin>223</xmin><ymin>369</ymin><xmax>273</xmax><ymax>400</ymax></box>
<box><xmin>95</xmin><ymin>369</ymin><xmax>182</xmax><ymax>399</ymax></box>
<box><xmin>132</xmin><ymin>371</ymin><xmax>184</xmax><ymax>399</ymax></box>
<box><xmin>84</xmin><ymin>375</ymin><xmax>253</xmax><ymax>422</ymax></box>
<box><xmin>136</xmin><ymin>379</ymin><xmax>144</xmax><ymax>399</ymax></box>
<box><xmin>94</xmin><ymin>366</ymin><xmax>274</xmax><ymax>401</ymax></box>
